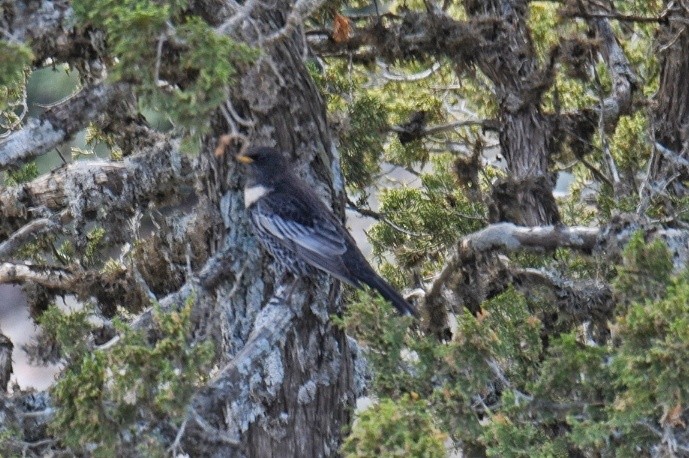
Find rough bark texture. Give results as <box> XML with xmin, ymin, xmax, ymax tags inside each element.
<box><xmin>649</xmin><ymin>1</ymin><xmax>689</xmax><ymax>200</ymax></box>
<box><xmin>182</xmin><ymin>2</ymin><xmax>356</xmax><ymax>456</ymax></box>
<box><xmin>0</xmin><ymin>333</ymin><xmax>12</xmax><ymax>393</ymax></box>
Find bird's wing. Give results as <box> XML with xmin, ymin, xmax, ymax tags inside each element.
<box><xmin>252</xmin><ymin>191</ymin><xmax>359</xmax><ymax>285</ymax></box>
<box><xmin>252</xmin><ymin>191</ymin><xmax>347</xmax><ymax>258</ymax></box>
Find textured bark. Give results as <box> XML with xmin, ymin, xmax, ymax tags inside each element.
<box><xmin>648</xmin><ymin>2</ymin><xmax>689</xmax><ymax>200</ymax></box>
<box><xmin>0</xmin><ymin>333</ymin><xmax>12</xmax><ymax>393</ymax></box>
<box><xmin>183</xmin><ymin>2</ymin><xmax>356</xmax><ymax>456</ymax></box>
<box><xmin>1</xmin><ymin>0</ymin><xmax>79</xmax><ymax>65</ymax></box>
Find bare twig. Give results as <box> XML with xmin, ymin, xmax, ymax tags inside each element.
<box><xmin>653</xmin><ymin>141</ymin><xmax>689</xmax><ymax>169</ymax></box>
<box><xmin>378</xmin><ymin>61</ymin><xmax>442</xmax><ymax>82</ymax></box>
<box><xmin>566</xmin><ymin>11</ymin><xmax>665</xmax><ymax>23</ymax></box>
<box><xmin>346</xmin><ymin>199</ymin><xmax>426</xmax><ymax>237</ymax></box>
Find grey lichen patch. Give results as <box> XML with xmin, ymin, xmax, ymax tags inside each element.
<box><xmin>348</xmin><ymin>336</ymin><xmax>371</xmax><ymax>398</ymax></box>
<box><xmin>240</xmin><ymin>59</ymin><xmax>281</xmax><ymax>114</ymax></box>
<box><xmin>263</xmin><ymin>347</ymin><xmax>285</xmax><ymax>395</ymax></box>
<box><xmin>252</xmin><ymin>299</ymin><xmax>291</xmax><ymax>334</ymax></box>
<box><xmin>0</xmin><ymin>118</ymin><xmax>63</xmax><ymax>168</ymax></box>
<box><xmin>469</xmin><ymin>223</ymin><xmax>521</xmax><ymax>252</ymax></box>
<box><xmin>658</xmin><ymin>228</ymin><xmax>689</xmax><ymax>271</ymax></box>
<box><xmin>297</xmin><ymin>380</ymin><xmax>317</xmax><ymax>405</ymax></box>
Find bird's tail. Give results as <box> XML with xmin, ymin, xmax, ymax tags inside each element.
<box><xmin>361</xmin><ymin>271</ymin><xmax>420</xmax><ymax>318</ymax></box>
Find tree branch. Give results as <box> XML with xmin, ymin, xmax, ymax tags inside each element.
<box><xmin>460</xmin><ymin>223</ymin><xmax>600</xmax><ymax>255</ymax></box>
<box><xmin>0</xmin><ymin>137</ymin><xmax>192</xmax><ymax>223</ymax></box>
<box><xmin>0</xmin><ymin>262</ymin><xmax>78</xmax><ymax>289</ymax></box>
<box><xmin>0</xmin><ymin>216</ymin><xmax>62</xmax><ymax>260</ymax></box>
<box><xmin>0</xmin><ymin>83</ymin><xmax>129</xmax><ymax>169</ymax></box>
<box><xmin>591</xmin><ymin>18</ymin><xmax>639</xmax><ymax>123</ymax></box>
<box><xmin>191</xmin><ymin>292</ymin><xmax>296</xmax><ymax>442</ymax></box>
<box><xmin>307</xmin><ymin>12</ymin><xmax>481</xmax><ymax>65</ymax></box>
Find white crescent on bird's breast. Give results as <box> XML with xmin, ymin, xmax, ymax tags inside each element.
<box><xmin>244</xmin><ymin>185</ymin><xmax>271</xmax><ymax>208</ymax></box>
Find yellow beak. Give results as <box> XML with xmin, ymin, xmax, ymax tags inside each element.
<box><xmin>235</xmin><ymin>154</ymin><xmax>254</xmax><ymax>164</ymax></box>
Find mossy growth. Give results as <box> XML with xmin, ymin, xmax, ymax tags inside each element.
<box><xmin>48</xmin><ymin>295</ymin><xmax>214</xmax><ymax>455</ymax></box>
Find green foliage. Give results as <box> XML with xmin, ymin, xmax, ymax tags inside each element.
<box><xmin>0</xmin><ymin>41</ymin><xmax>33</xmax><ymax>88</ymax></box>
<box><xmin>71</xmin><ymin>0</ymin><xmax>257</xmax><ymax>141</ymax></box>
<box><xmin>341</xmin><ymin>287</ymin><xmax>544</xmax><ymax>451</ymax></box>
<box><xmin>613</xmin><ymin>271</ymin><xmax>689</xmax><ymax>419</ymax></box>
<box><xmin>368</xmin><ymin>153</ymin><xmax>485</xmax><ymax>274</ymax></box>
<box><xmin>484</xmin><ymin>413</ymin><xmax>569</xmax><ymax>458</ymax></box>
<box><xmin>39</xmin><ymin>304</ymin><xmax>94</xmax><ymax>358</ymax></box>
<box><xmin>4</xmin><ymin>162</ymin><xmax>39</xmax><ymax>185</ymax></box>
<box><xmin>340</xmin><ymin>95</ymin><xmax>389</xmax><ymax>192</ymax></box>
<box><xmin>49</xmin><ymin>296</ymin><xmax>214</xmax><ymax>454</ymax></box>
<box><xmin>613</xmin><ymin>230</ymin><xmax>673</xmax><ymax>305</ymax></box>
<box><xmin>610</xmin><ymin>111</ymin><xmax>650</xmax><ymax>174</ymax></box>
<box><xmin>344</xmin><ymin>226</ymin><xmax>689</xmax><ymax>455</ymax></box>
<box><xmin>334</xmin><ymin>289</ymin><xmax>415</xmax><ymax>396</ymax></box>
<box><xmin>0</xmin><ymin>40</ymin><xmax>32</xmax><ymax>136</ymax></box>
<box><xmin>527</xmin><ymin>2</ymin><xmax>562</xmax><ymax>61</ymax></box>
<box><xmin>85</xmin><ymin>227</ymin><xmax>107</xmax><ymax>266</ymax></box>
<box><xmin>341</xmin><ymin>396</ymin><xmax>447</xmax><ymax>457</ymax></box>
<box><xmin>85</xmin><ymin>123</ymin><xmax>117</xmax><ymax>149</ymax></box>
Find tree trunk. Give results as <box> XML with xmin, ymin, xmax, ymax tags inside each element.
<box><xmin>188</xmin><ymin>3</ymin><xmax>356</xmax><ymax>456</ymax></box>
<box><xmin>649</xmin><ymin>2</ymin><xmax>689</xmax><ymax>200</ymax></box>
<box><xmin>464</xmin><ymin>0</ymin><xmax>559</xmax><ymax>226</ymax></box>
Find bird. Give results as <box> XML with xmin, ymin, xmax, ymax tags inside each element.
<box><xmin>235</xmin><ymin>146</ymin><xmax>419</xmax><ymax>317</ymax></box>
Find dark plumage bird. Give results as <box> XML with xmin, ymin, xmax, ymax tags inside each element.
<box><xmin>236</xmin><ymin>146</ymin><xmax>419</xmax><ymax>317</ymax></box>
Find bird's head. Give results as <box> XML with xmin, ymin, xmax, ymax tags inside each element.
<box><xmin>235</xmin><ymin>146</ymin><xmax>289</xmax><ymax>184</ymax></box>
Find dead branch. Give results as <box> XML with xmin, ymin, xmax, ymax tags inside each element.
<box><xmin>591</xmin><ymin>17</ymin><xmax>640</xmax><ymax>121</ymax></box>
<box><xmin>0</xmin><ymin>391</ymin><xmax>54</xmax><ymax>456</ymax></box>
<box><xmin>0</xmin><ymin>83</ymin><xmax>130</xmax><ymax>169</ymax></box>
<box><xmin>0</xmin><ymin>262</ymin><xmax>78</xmax><ymax>289</ymax></box>
<box><xmin>0</xmin><ymin>217</ymin><xmax>61</xmax><ymax>259</ymax></box>
<box><xmin>460</xmin><ymin>223</ymin><xmax>600</xmax><ymax>255</ymax></box>
<box><xmin>512</xmin><ymin>267</ymin><xmax>614</xmax><ymax>338</ymax></box>
<box><xmin>424</xmin><ymin>223</ymin><xmax>600</xmax><ymax>333</ymax></box>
